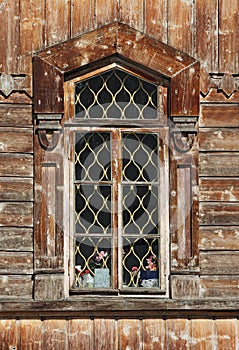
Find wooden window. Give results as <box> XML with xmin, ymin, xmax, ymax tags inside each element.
<box><xmin>64</xmin><ymin>65</ymin><xmax>169</xmax><ymax>294</ymax></box>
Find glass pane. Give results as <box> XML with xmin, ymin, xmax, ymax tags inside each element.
<box><xmin>122</xmin><ymin>237</ymin><xmax>159</xmax><ymax>288</ymax></box>
<box><xmin>75</xmin><ymin>132</ymin><xmax>111</xmax><ymax>181</ymax></box>
<box><xmin>122</xmin><ymin>133</ymin><xmax>159</xmax><ymax>182</ymax></box>
<box><xmin>75</xmin><ymin>236</ymin><xmax>112</xmax><ymax>288</ymax></box>
<box><xmin>75</xmin><ymin>69</ymin><xmax>158</xmax><ymax>119</ymax></box>
<box><xmin>75</xmin><ymin>184</ymin><xmax>112</xmax><ymax>234</ymax></box>
<box><xmin>122</xmin><ymin>184</ymin><xmax>159</xmax><ymax>235</ymax></box>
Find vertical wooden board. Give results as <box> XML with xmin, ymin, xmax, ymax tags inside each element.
<box><xmin>166</xmin><ymin>319</ymin><xmax>191</xmax><ymax>349</ymax></box>
<box><xmin>168</xmin><ymin>0</ymin><xmax>194</xmax><ymax>56</ymax></box>
<box><xmin>215</xmin><ymin>319</ymin><xmax>237</xmax><ymax>350</ymax></box>
<box><xmin>145</xmin><ymin>0</ymin><xmax>168</xmax><ymax>42</ymax></box>
<box><xmin>119</xmin><ymin>319</ymin><xmax>143</xmax><ymax>350</ymax></box>
<box><xmin>45</xmin><ymin>0</ymin><xmax>70</xmax><ymax>46</ymax></box>
<box><xmin>191</xmin><ymin>319</ymin><xmax>214</xmax><ymax>350</ymax></box>
<box><xmin>95</xmin><ymin>0</ymin><xmax>116</xmax><ymax>27</ymax></box>
<box><xmin>43</xmin><ymin>319</ymin><xmax>68</xmax><ymax>350</ymax></box>
<box><xmin>71</xmin><ymin>0</ymin><xmax>94</xmax><ymax>37</ymax></box>
<box><xmin>143</xmin><ymin>319</ymin><xmax>166</xmax><ymax>350</ymax></box>
<box><xmin>219</xmin><ymin>0</ymin><xmax>239</xmax><ymax>72</ymax></box>
<box><xmin>94</xmin><ymin>318</ymin><xmax>118</xmax><ymax>350</ymax></box>
<box><xmin>0</xmin><ymin>0</ymin><xmax>20</xmax><ymax>73</ymax></box>
<box><xmin>195</xmin><ymin>0</ymin><xmax>218</xmax><ymax>92</ymax></box>
<box><xmin>19</xmin><ymin>0</ymin><xmax>45</xmax><ymax>73</ymax></box>
<box><xmin>20</xmin><ymin>319</ymin><xmax>43</xmax><ymax>349</ymax></box>
<box><xmin>119</xmin><ymin>0</ymin><xmax>144</xmax><ymax>31</ymax></box>
<box><xmin>68</xmin><ymin>319</ymin><xmax>93</xmax><ymax>349</ymax></box>
<box><xmin>0</xmin><ymin>319</ymin><xmax>20</xmax><ymax>350</ymax></box>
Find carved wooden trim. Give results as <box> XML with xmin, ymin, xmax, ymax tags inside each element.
<box><xmin>0</xmin><ymin>73</ymin><xmax>31</xmax><ymax>97</ymax></box>
<box><xmin>171</xmin><ymin>116</ymin><xmax>198</xmax><ymax>153</ymax></box>
<box><xmin>36</xmin><ymin>114</ymin><xmax>63</xmax><ymax>151</ymax></box>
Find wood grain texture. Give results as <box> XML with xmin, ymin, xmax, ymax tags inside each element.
<box><xmin>200</xmin><ymin>202</ymin><xmax>239</xmax><ymax>226</ymax></box>
<box><xmin>119</xmin><ymin>0</ymin><xmax>144</xmax><ymax>31</ymax></box>
<box><xmin>199</xmin><ymin>226</ymin><xmax>239</xmax><ymax>251</ymax></box>
<box><xmin>43</xmin><ymin>319</ymin><xmax>68</xmax><ymax>350</ymax></box>
<box><xmin>0</xmin><ymin>202</ymin><xmax>33</xmax><ymax>227</ymax></box>
<box><xmin>191</xmin><ymin>319</ymin><xmax>214</xmax><ymax>350</ymax></box>
<box><xmin>200</xmin><ymin>252</ymin><xmax>239</xmax><ymax>275</ymax></box>
<box><xmin>199</xmin><ymin>178</ymin><xmax>239</xmax><ymax>202</ymax></box>
<box><xmin>0</xmin><ymin>105</ymin><xmax>32</xmax><ymax>127</ymax></box>
<box><xmin>199</xmin><ymin>153</ymin><xmax>239</xmax><ymax>177</ymax></box>
<box><xmin>71</xmin><ymin>0</ymin><xmax>94</xmax><ymax>37</ymax></box>
<box><xmin>168</xmin><ymin>0</ymin><xmax>194</xmax><ymax>55</ymax></box>
<box><xmin>119</xmin><ymin>319</ymin><xmax>142</xmax><ymax>350</ymax></box>
<box><xmin>0</xmin><ymin>153</ymin><xmax>33</xmax><ymax>177</ymax></box>
<box><xmin>0</xmin><ymin>319</ymin><xmax>20</xmax><ymax>350</ymax></box>
<box><xmin>218</xmin><ymin>0</ymin><xmax>239</xmax><ymax>72</ymax></box>
<box><xmin>215</xmin><ymin>319</ymin><xmax>237</xmax><ymax>350</ymax></box>
<box><xmin>145</xmin><ymin>0</ymin><xmax>168</xmax><ymax>42</ymax></box>
<box><xmin>20</xmin><ymin>319</ymin><xmax>42</xmax><ymax>349</ymax></box>
<box><xmin>0</xmin><ymin>275</ymin><xmax>33</xmax><ymax>299</ymax></box>
<box><xmin>68</xmin><ymin>319</ymin><xmax>93</xmax><ymax>350</ymax></box>
<box><xmin>0</xmin><ymin>252</ymin><xmax>33</xmax><ymax>274</ymax></box>
<box><xmin>199</xmin><ymin>128</ymin><xmax>239</xmax><ymax>152</ymax></box>
<box><xmin>200</xmin><ymin>277</ymin><xmax>239</xmax><ymax>299</ymax></box>
<box><xmin>196</xmin><ymin>0</ymin><xmax>218</xmax><ymax>93</ymax></box>
<box><xmin>45</xmin><ymin>0</ymin><xmax>70</xmax><ymax>46</ymax></box>
<box><xmin>0</xmin><ymin>128</ymin><xmax>33</xmax><ymax>153</ymax></box>
<box><xmin>19</xmin><ymin>0</ymin><xmax>45</xmax><ymax>74</ymax></box>
<box><xmin>166</xmin><ymin>319</ymin><xmax>191</xmax><ymax>349</ymax></box>
<box><xmin>0</xmin><ymin>227</ymin><xmax>33</xmax><ymax>251</ymax></box>
<box><xmin>94</xmin><ymin>318</ymin><xmax>118</xmax><ymax>350</ymax></box>
<box><xmin>0</xmin><ymin>177</ymin><xmax>33</xmax><ymax>201</ymax></box>
<box><xmin>143</xmin><ymin>319</ymin><xmax>166</xmax><ymax>350</ymax></box>
<box><xmin>95</xmin><ymin>0</ymin><xmax>116</xmax><ymax>27</ymax></box>
<box><xmin>200</xmin><ymin>104</ymin><xmax>239</xmax><ymax>127</ymax></box>
<box><xmin>0</xmin><ymin>0</ymin><xmax>20</xmax><ymax>73</ymax></box>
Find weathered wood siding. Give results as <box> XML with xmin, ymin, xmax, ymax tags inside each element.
<box><xmin>0</xmin><ymin>0</ymin><xmax>239</xmax><ymax>347</ymax></box>
<box><xmin>1</xmin><ymin>317</ymin><xmax>239</xmax><ymax>349</ymax></box>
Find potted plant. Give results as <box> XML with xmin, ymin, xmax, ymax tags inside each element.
<box><xmin>139</xmin><ymin>255</ymin><xmax>159</xmax><ymax>288</ymax></box>
<box><xmin>89</xmin><ymin>250</ymin><xmax>110</xmax><ymax>288</ymax></box>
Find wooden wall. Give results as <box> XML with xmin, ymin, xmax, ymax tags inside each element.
<box><xmin>0</xmin><ymin>0</ymin><xmax>239</xmax><ymax>347</ymax></box>
<box><xmin>1</xmin><ymin>317</ymin><xmax>239</xmax><ymax>350</ymax></box>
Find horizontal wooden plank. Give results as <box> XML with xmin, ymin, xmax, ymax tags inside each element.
<box><xmin>0</xmin><ymin>252</ymin><xmax>33</xmax><ymax>274</ymax></box>
<box><xmin>199</xmin><ymin>226</ymin><xmax>239</xmax><ymax>250</ymax></box>
<box><xmin>200</xmin><ymin>276</ymin><xmax>239</xmax><ymax>299</ymax></box>
<box><xmin>0</xmin><ymin>227</ymin><xmax>33</xmax><ymax>251</ymax></box>
<box><xmin>200</xmin><ymin>104</ymin><xmax>239</xmax><ymax>127</ymax></box>
<box><xmin>0</xmin><ymin>105</ymin><xmax>32</xmax><ymax>127</ymax></box>
<box><xmin>171</xmin><ymin>275</ymin><xmax>200</xmax><ymax>299</ymax></box>
<box><xmin>0</xmin><ymin>275</ymin><xmax>33</xmax><ymax>299</ymax></box>
<box><xmin>200</xmin><ymin>202</ymin><xmax>239</xmax><ymax>225</ymax></box>
<box><xmin>0</xmin><ymin>177</ymin><xmax>33</xmax><ymax>201</ymax></box>
<box><xmin>199</xmin><ymin>128</ymin><xmax>239</xmax><ymax>151</ymax></box>
<box><xmin>0</xmin><ymin>153</ymin><xmax>33</xmax><ymax>177</ymax></box>
<box><xmin>199</xmin><ymin>153</ymin><xmax>239</xmax><ymax>177</ymax></box>
<box><xmin>199</xmin><ymin>177</ymin><xmax>239</xmax><ymax>201</ymax></box>
<box><xmin>0</xmin><ymin>202</ymin><xmax>33</xmax><ymax>227</ymax></box>
<box><xmin>200</xmin><ymin>252</ymin><xmax>239</xmax><ymax>274</ymax></box>
<box><xmin>0</xmin><ymin>128</ymin><xmax>33</xmax><ymax>153</ymax></box>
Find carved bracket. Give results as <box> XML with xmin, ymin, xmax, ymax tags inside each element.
<box><xmin>170</xmin><ymin>117</ymin><xmax>198</xmax><ymax>153</ymax></box>
<box><xmin>36</xmin><ymin>114</ymin><xmax>63</xmax><ymax>151</ymax></box>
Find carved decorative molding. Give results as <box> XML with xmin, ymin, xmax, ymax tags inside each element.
<box><xmin>170</xmin><ymin>117</ymin><xmax>198</xmax><ymax>153</ymax></box>
<box><xmin>209</xmin><ymin>73</ymin><xmax>239</xmax><ymax>97</ymax></box>
<box><xmin>0</xmin><ymin>73</ymin><xmax>31</xmax><ymax>97</ymax></box>
<box><xmin>36</xmin><ymin>114</ymin><xmax>63</xmax><ymax>151</ymax></box>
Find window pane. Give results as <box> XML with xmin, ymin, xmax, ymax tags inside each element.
<box><xmin>75</xmin><ymin>184</ymin><xmax>112</xmax><ymax>234</ymax></box>
<box><xmin>75</xmin><ymin>69</ymin><xmax>158</xmax><ymax>119</ymax></box>
<box><xmin>122</xmin><ymin>237</ymin><xmax>159</xmax><ymax>288</ymax></box>
<box><xmin>122</xmin><ymin>184</ymin><xmax>159</xmax><ymax>235</ymax></box>
<box><xmin>75</xmin><ymin>132</ymin><xmax>111</xmax><ymax>181</ymax></box>
<box><xmin>75</xmin><ymin>236</ymin><xmax>112</xmax><ymax>288</ymax></box>
<box><xmin>122</xmin><ymin>133</ymin><xmax>159</xmax><ymax>182</ymax></box>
